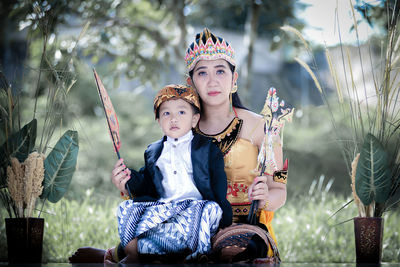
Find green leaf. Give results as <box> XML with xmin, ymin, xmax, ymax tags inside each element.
<box><xmin>42</xmin><ymin>130</ymin><xmax>79</xmax><ymax>203</ymax></box>
<box><xmin>355</xmin><ymin>133</ymin><xmax>391</xmax><ymax>205</ymax></box>
<box><xmin>0</xmin><ymin>119</ymin><xmax>37</xmax><ymax>187</ymax></box>
<box><xmin>0</xmin><ymin>119</ymin><xmax>37</xmax><ymax>162</ymax></box>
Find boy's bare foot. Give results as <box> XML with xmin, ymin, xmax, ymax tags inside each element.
<box><xmin>68</xmin><ymin>247</ymin><xmax>106</xmax><ymax>263</ymax></box>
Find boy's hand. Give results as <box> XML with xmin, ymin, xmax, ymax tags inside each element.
<box><xmin>111</xmin><ymin>158</ymin><xmax>131</xmax><ymax>195</ymax></box>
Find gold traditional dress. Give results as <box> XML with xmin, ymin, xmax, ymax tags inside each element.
<box><xmin>196</xmin><ymin>116</ymin><xmax>277</xmax><ymax>257</ymax></box>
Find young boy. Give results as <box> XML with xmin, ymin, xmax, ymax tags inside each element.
<box><xmin>109</xmin><ymin>84</ymin><xmax>232</xmax><ymax>263</ymax></box>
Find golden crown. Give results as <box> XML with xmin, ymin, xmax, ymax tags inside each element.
<box><xmin>185</xmin><ymin>28</ymin><xmax>236</xmax><ymax>72</ymax></box>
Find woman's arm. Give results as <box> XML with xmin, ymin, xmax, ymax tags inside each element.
<box><xmin>265</xmin><ymin>133</ymin><xmax>287</xmax><ymax>211</ymax></box>
<box><xmin>239</xmin><ymin>109</ymin><xmax>287</xmax><ymax>212</ymax></box>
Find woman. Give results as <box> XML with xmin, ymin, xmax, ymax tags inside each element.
<box><xmin>69</xmin><ymin>28</ymin><xmax>286</xmax><ymax>263</ymax></box>
<box><xmin>185</xmin><ymin>28</ymin><xmax>286</xmax><ymax>262</ymax></box>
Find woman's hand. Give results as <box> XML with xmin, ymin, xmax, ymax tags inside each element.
<box><xmin>111</xmin><ymin>158</ymin><xmax>131</xmax><ymax>195</ymax></box>
<box><xmin>248</xmin><ymin>175</ymin><xmax>271</xmax><ymax>210</ymax></box>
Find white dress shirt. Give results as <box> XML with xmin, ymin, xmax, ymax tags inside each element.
<box><xmin>156</xmin><ymin>131</ymin><xmax>203</xmax><ymax>203</ymax></box>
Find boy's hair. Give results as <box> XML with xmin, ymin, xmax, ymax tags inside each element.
<box><xmin>153</xmin><ymin>84</ymin><xmax>201</xmax><ymax>119</ymax></box>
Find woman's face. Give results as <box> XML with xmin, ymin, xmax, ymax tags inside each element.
<box><xmin>189</xmin><ymin>59</ymin><xmax>238</xmax><ymax>107</ymax></box>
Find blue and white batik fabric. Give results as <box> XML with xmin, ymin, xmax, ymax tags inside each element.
<box><xmin>117</xmin><ymin>199</ymin><xmax>222</xmax><ymax>260</ymax></box>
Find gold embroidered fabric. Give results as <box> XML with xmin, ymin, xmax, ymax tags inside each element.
<box><xmin>225</xmin><ymin>138</ymin><xmax>258</xmax><ymax>217</ymax></box>
<box><xmin>195</xmin><ymin>108</ymin><xmax>282</xmax><ymax>257</ymax></box>
<box><xmin>196</xmin><ymin>119</ymin><xmax>258</xmax><ymax>217</ymax></box>
<box><xmin>195</xmin><ymin>117</ymin><xmax>242</xmax><ymax>156</ymax></box>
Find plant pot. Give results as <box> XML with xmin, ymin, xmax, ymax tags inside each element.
<box><xmin>5</xmin><ymin>217</ymin><xmax>44</xmax><ymax>263</ymax></box>
<box><xmin>353</xmin><ymin>217</ymin><xmax>384</xmax><ymax>264</ymax></box>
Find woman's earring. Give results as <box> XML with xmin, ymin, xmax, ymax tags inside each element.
<box><xmin>230</xmin><ymin>83</ymin><xmax>237</xmax><ymax>112</ymax></box>
<box><xmin>231</xmin><ymin>83</ymin><xmax>238</xmax><ymax>93</ymax></box>
<box><xmin>229</xmin><ymin>91</ymin><xmax>233</xmax><ymax>112</ymax></box>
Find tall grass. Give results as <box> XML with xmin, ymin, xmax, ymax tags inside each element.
<box><xmin>282</xmin><ymin>0</ymin><xmax>400</xmax><ymax>217</ymax></box>
<box><xmin>1</xmin><ymin>185</ymin><xmax>399</xmax><ymax>263</ymax></box>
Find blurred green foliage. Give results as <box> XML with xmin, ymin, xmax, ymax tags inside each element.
<box><xmin>355</xmin><ymin>0</ymin><xmax>400</xmax><ymax>31</ymax></box>
<box><xmin>284</xmin><ymin>103</ymin><xmax>353</xmax><ymax>197</ymax></box>
<box><xmin>186</xmin><ymin>0</ymin><xmax>305</xmax><ymax>37</ymax></box>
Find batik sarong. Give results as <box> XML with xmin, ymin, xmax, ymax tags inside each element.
<box><xmin>117</xmin><ymin>199</ymin><xmax>222</xmax><ymax>260</ymax></box>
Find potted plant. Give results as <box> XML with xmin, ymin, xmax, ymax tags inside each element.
<box><xmin>282</xmin><ymin>1</ymin><xmax>400</xmax><ymax>264</ymax></box>
<box><xmin>0</xmin><ymin>19</ymin><xmax>86</xmax><ymax>264</ymax></box>
<box><xmin>0</xmin><ymin>70</ymin><xmax>79</xmax><ymax>263</ymax></box>
<box><xmin>350</xmin><ymin>133</ymin><xmax>396</xmax><ymax>264</ymax></box>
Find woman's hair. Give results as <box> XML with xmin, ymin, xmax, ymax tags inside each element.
<box><xmin>188</xmin><ymin>62</ymin><xmax>248</xmax><ymax>110</ymax></box>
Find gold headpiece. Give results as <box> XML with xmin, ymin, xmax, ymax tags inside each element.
<box><xmin>185</xmin><ymin>28</ymin><xmax>236</xmax><ymax>72</ymax></box>
<box><xmin>153</xmin><ymin>84</ymin><xmax>200</xmax><ymax>118</ymax></box>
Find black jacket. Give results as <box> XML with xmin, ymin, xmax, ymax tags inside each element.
<box><xmin>125</xmin><ymin>133</ymin><xmax>232</xmax><ymax>228</ymax></box>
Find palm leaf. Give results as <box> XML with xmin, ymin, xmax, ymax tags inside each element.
<box><xmin>41</xmin><ymin>130</ymin><xmax>79</xmax><ymax>203</ymax></box>
<box><xmin>355</xmin><ymin>133</ymin><xmax>391</xmax><ymax>205</ymax></box>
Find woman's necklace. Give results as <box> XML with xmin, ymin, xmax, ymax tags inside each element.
<box><xmin>195</xmin><ymin>114</ymin><xmax>243</xmax><ymax>156</ymax></box>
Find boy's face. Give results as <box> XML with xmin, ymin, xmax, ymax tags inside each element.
<box><xmin>157</xmin><ymin>98</ymin><xmax>200</xmax><ymax>139</ymax></box>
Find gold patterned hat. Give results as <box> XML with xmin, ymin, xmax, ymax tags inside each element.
<box><xmin>153</xmin><ymin>84</ymin><xmax>200</xmax><ymax>118</ymax></box>
<box><xmin>185</xmin><ymin>28</ymin><xmax>236</xmax><ymax>72</ymax></box>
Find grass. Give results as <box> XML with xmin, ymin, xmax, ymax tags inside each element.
<box><xmin>1</xmin><ymin>186</ymin><xmax>399</xmax><ymax>263</ymax></box>
<box><xmin>277</xmin><ymin>186</ymin><xmax>400</xmax><ymax>263</ymax></box>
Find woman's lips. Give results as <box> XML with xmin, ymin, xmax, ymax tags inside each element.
<box><xmin>208</xmin><ymin>91</ymin><xmax>220</xmax><ymax>96</ymax></box>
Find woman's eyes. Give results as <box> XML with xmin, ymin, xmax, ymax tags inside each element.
<box><xmin>195</xmin><ymin>68</ymin><xmax>226</xmax><ymax>77</ymax></box>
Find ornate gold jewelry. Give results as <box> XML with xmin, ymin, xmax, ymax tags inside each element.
<box><xmin>231</xmin><ymin>83</ymin><xmax>238</xmax><ymax>93</ymax></box>
<box><xmin>185</xmin><ymin>28</ymin><xmax>236</xmax><ymax>72</ymax></box>
<box><xmin>195</xmin><ymin>117</ymin><xmax>243</xmax><ymax>155</ymax></box>
<box><xmin>273</xmin><ymin>169</ymin><xmax>287</xmax><ymax>184</ymax></box>
<box><xmin>260</xmin><ymin>200</ymin><xmax>269</xmax><ymax>211</ymax></box>
<box><xmin>229</xmin><ymin>91</ymin><xmax>233</xmax><ymax>113</ymax></box>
